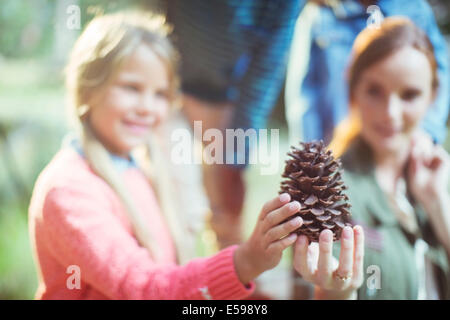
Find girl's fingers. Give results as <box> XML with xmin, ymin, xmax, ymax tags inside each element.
<box><xmin>351</xmin><ymin>225</ymin><xmax>365</xmax><ymax>288</ymax></box>
<box><xmin>316</xmin><ymin>229</ymin><xmax>334</xmax><ymax>287</ymax></box>
<box><xmin>262</xmin><ymin>201</ymin><xmax>301</xmax><ymax>233</ymax></box>
<box><xmin>267</xmin><ymin>232</ymin><xmax>298</xmax><ymax>254</ymax></box>
<box><xmin>259</xmin><ymin>193</ymin><xmax>291</xmax><ymax>221</ymax></box>
<box><xmin>307</xmin><ymin>242</ymin><xmax>320</xmax><ymax>277</ymax></box>
<box><xmin>265</xmin><ymin>216</ymin><xmax>303</xmax><ymax>246</ymax></box>
<box><xmin>333</xmin><ymin>226</ymin><xmax>354</xmax><ymax>289</ymax></box>
<box><xmin>293</xmin><ymin>235</ymin><xmax>314</xmax><ymax>281</ymax></box>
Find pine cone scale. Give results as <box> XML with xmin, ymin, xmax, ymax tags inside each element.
<box><xmin>279</xmin><ymin>140</ymin><xmax>352</xmax><ymax>242</ymax></box>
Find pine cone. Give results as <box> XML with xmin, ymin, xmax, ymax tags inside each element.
<box><xmin>280</xmin><ymin>140</ymin><xmax>352</xmax><ymax>242</ymax></box>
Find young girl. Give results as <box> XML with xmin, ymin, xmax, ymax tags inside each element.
<box><xmin>302</xmin><ymin>17</ymin><xmax>450</xmax><ymax>299</ymax></box>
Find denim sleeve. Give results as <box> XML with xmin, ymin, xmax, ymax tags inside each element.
<box><xmin>228</xmin><ymin>0</ymin><xmax>306</xmax><ymax>167</ymax></box>
<box><xmin>414</xmin><ymin>1</ymin><xmax>450</xmax><ymax>143</ymax></box>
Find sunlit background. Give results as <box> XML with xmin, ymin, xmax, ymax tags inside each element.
<box><xmin>0</xmin><ymin>0</ymin><xmax>449</xmax><ymax>299</ymax></box>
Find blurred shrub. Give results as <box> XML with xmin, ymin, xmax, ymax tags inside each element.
<box><xmin>0</xmin><ymin>0</ymin><xmax>161</xmax><ymax>59</ymax></box>
<box><xmin>0</xmin><ymin>203</ymin><xmax>37</xmax><ymax>300</ymax></box>
<box><xmin>0</xmin><ymin>0</ymin><xmax>54</xmax><ymax>58</ymax></box>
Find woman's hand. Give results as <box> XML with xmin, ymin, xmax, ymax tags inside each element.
<box><xmin>234</xmin><ymin>193</ymin><xmax>303</xmax><ymax>285</ymax></box>
<box><xmin>293</xmin><ymin>226</ymin><xmax>365</xmax><ymax>300</ymax></box>
<box><xmin>408</xmin><ymin>133</ymin><xmax>450</xmax><ymax>254</ymax></box>
<box><xmin>408</xmin><ymin>134</ymin><xmax>450</xmax><ymax>207</ymax></box>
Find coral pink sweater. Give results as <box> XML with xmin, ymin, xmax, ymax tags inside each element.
<box><xmin>28</xmin><ymin>147</ymin><xmax>254</xmax><ymax>299</ymax></box>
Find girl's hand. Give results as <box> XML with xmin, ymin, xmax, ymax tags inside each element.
<box><xmin>408</xmin><ymin>135</ymin><xmax>450</xmax><ymax>207</ymax></box>
<box><xmin>234</xmin><ymin>193</ymin><xmax>303</xmax><ymax>285</ymax></box>
<box><xmin>293</xmin><ymin>226</ymin><xmax>365</xmax><ymax>300</ymax></box>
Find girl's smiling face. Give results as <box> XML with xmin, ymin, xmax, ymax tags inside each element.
<box><xmin>87</xmin><ymin>44</ymin><xmax>170</xmax><ymax>157</ymax></box>
<box><xmin>353</xmin><ymin>46</ymin><xmax>435</xmax><ymax>155</ymax></box>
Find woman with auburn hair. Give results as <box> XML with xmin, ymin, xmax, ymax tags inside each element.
<box><xmin>296</xmin><ymin>17</ymin><xmax>450</xmax><ymax>299</ymax></box>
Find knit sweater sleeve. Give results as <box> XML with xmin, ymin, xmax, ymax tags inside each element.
<box><xmin>41</xmin><ymin>185</ymin><xmax>254</xmax><ymax>300</ymax></box>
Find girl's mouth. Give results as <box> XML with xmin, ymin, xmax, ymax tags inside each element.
<box><xmin>122</xmin><ymin>119</ymin><xmax>152</xmax><ymax>135</ymax></box>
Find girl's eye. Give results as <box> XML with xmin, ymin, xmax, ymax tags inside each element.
<box><xmin>156</xmin><ymin>90</ymin><xmax>170</xmax><ymax>100</ymax></box>
<box><xmin>401</xmin><ymin>89</ymin><xmax>421</xmax><ymax>101</ymax></box>
<box><xmin>120</xmin><ymin>83</ymin><xmax>141</xmax><ymax>92</ymax></box>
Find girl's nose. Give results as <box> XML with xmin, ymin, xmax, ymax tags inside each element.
<box><xmin>136</xmin><ymin>93</ymin><xmax>166</xmax><ymax>124</ymax></box>
<box><xmin>136</xmin><ymin>93</ymin><xmax>157</xmax><ymax>115</ymax></box>
<box><xmin>141</xmin><ymin>93</ymin><xmax>153</xmax><ymax>111</ymax></box>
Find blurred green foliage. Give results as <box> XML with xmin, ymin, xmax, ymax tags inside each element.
<box><xmin>0</xmin><ymin>0</ymin><xmax>52</xmax><ymax>57</ymax></box>
<box><xmin>0</xmin><ymin>0</ymin><xmax>161</xmax><ymax>58</ymax></box>
<box><xmin>0</xmin><ymin>203</ymin><xmax>37</xmax><ymax>299</ymax></box>
<box><xmin>0</xmin><ymin>58</ymin><xmax>66</xmax><ymax>299</ymax></box>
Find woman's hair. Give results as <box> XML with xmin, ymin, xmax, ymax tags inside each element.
<box><xmin>65</xmin><ymin>11</ymin><xmax>193</xmax><ymax>264</ymax></box>
<box><xmin>328</xmin><ymin>17</ymin><xmax>438</xmax><ymax>157</ymax></box>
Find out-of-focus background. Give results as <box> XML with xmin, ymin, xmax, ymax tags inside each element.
<box><xmin>0</xmin><ymin>0</ymin><xmax>449</xmax><ymax>299</ymax></box>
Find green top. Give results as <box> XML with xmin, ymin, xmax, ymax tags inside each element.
<box><xmin>337</xmin><ymin>138</ymin><xmax>450</xmax><ymax>300</ymax></box>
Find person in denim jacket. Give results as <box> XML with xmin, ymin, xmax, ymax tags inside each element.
<box><xmin>286</xmin><ymin>0</ymin><xmax>449</xmax><ymax>144</ymax></box>
<box><xmin>163</xmin><ymin>0</ymin><xmax>307</xmax><ymax>249</ymax></box>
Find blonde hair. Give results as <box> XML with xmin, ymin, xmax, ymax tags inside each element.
<box><xmin>328</xmin><ymin>17</ymin><xmax>438</xmax><ymax>158</ymax></box>
<box><xmin>65</xmin><ymin>11</ymin><xmax>192</xmax><ymax>264</ymax></box>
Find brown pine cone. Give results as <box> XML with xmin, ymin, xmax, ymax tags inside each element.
<box><xmin>280</xmin><ymin>140</ymin><xmax>352</xmax><ymax>242</ymax></box>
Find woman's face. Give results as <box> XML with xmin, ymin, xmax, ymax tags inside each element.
<box><xmin>88</xmin><ymin>44</ymin><xmax>170</xmax><ymax>157</ymax></box>
<box><xmin>352</xmin><ymin>46</ymin><xmax>435</xmax><ymax>155</ymax></box>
